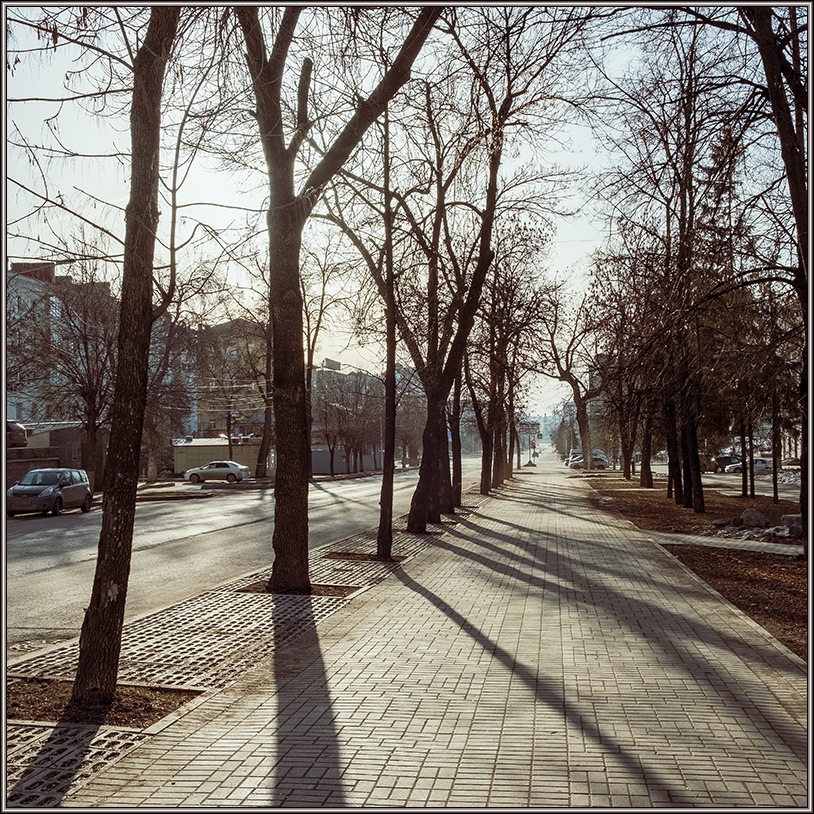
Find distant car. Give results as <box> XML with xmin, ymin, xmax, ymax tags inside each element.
<box><xmin>6</xmin><ymin>421</ymin><xmax>27</xmax><ymax>448</ymax></box>
<box><xmin>569</xmin><ymin>456</ymin><xmax>608</xmax><ymax>470</ymax></box>
<box><xmin>565</xmin><ymin>448</ymin><xmax>581</xmax><ymax>466</ymax></box>
<box><xmin>715</xmin><ymin>455</ymin><xmax>741</xmax><ymax>473</ymax></box>
<box><xmin>566</xmin><ymin>448</ymin><xmax>608</xmax><ymax>467</ymax></box>
<box><xmin>7</xmin><ymin>468</ymin><xmax>92</xmax><ymax>516</ymax></box>
<box><xmin>185</xmin><ymin>460</ymin><xmax>250</xmax><ymax>483</ymax></box>
<box><xmin>725</xmin><ymin>458</ymin><xmax>773</xmax><ymax>475</ymax></box>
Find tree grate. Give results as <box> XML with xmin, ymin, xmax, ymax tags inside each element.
<box><xmin>6</xmin><ymin>722</ymin><xmax>146</xmax><ymax>808</ymax></box>
<box><xmin>5</xmin><ymin>509</ymin><xmax>469</xmax><ymax>807</ymax></box>
<box><xmin>8</xmin><ymin>592</ymin><xmax>348</xmax><ymax>689</ymax></box>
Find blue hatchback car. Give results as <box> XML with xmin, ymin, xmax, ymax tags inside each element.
<box><xmin>7</xmin><ymin>468</ymin><xmax>93</xmax><ymax>517</ymax></box>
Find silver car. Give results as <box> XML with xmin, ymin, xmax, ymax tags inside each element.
<box><xmin>7</xmin><ymin>468</ymin><xmax>93</xmax><ymax>516</ymax></box>
<box><xmin>725</xmin><ymin>458</ymin><xmax>773</xmax><ymax>475</ymax></box>
<box><xmin>185</xmin><ymin>460</ymin><xmax>250</xmax><ymax>483</ymax></box>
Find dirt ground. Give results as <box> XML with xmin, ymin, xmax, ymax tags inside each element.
<box><xmin>7</xmin><ymin>475</ymin><xmax>807</xmax><ymax>729</ymax></box>
<box><xmin>6</xmin><ymin>678</ymin><xmax>199</xmax><ymax>729</ymax></box>
<box><xmin>581</xmin><ymin>473</ymin><xmax>807</xmax><ymax>662</ymax></box>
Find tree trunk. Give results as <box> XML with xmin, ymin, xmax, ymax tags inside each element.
<box><xmin>639</xmin><ymin>416</ymin><xmax>653</xmax><ymax>489</ymax></box>
<box><xmin>438</xmin><ymin>421</ymin><xmax>454</xmax><ymax>515</ymax></box>
<box><xmin>267</xmin><ymin>203</ymin><xmax>311</xmax><ymax>593</ymax></box>
<box><xmin>377</xmin><ymin>121</ymin><xmax>396</xmax><ymax>558</ymax></box>
<box><xmin>664</xmin><ymin>400</ymin><xmax>682</xmax><ymax>504</ymax></box>
<box><xmin>680</xmin><ymin>424</ymin><xmax>693</xmax><ymax>510</ymax></box>
<box><xmin>574</xmin><ymin>397</ymin><xmax>592</xmax><ymax>473</ymax></box>
<box><xmin>407</xmin><ymin>394</ymin><xmax>445</xmax><ymax>532</ymax></box>
<box><xmin>745</xmin><ymin>6</ymin><xmax>808</xmax><ymax>543</ymax></box>
<box><xmin>255</xmin><ymin>360</ymin><xmax>273</xmax><ymax>478</ymax></box>
<box><xmin>236</xmin><ymin>4</ymin><xmax>443</xmax><ymax>590</ymax></box>
<box><xmin>748</xmin><ymin>421</ymin><xmax>755</xmax><ymax>499</ymax></box>
<box><xmin>226</xmin><ymin>409</ymin><xmax>234</xmax><ymax>462</ymax></box>
<box><xmin>686</xmin><ymin>410</ymin><xmax>705</xmax><ymax>513</ymax></box>
<box><xmin>82</xmin><ymin>411</ymin><xmax>99</xmax><ymax>493</ymax></box>
<box><xmin>72</xmin><ymin>6</ymin><xmax>179</xmax><ymax>705</ymax></box>
<box><xmin>450</xmin><ymin>373</ymin><xmax>463</xmax><ymax>507</ymax></box>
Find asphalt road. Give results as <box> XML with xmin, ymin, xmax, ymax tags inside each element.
<box><xmin>6</xmin><ymin>460</ymin><xmax>482</xmax><ymax>654</ymax></box>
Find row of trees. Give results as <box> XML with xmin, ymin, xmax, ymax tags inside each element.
<box><xmin>7</xmin><ymin>7</ymin><xmax>805</xmax><ymax>708</ymax></box>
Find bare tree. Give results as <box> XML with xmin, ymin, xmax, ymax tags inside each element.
<box><xmin>71</xmin><ymin>7</ymin><xmax>181</xmax><ymax>704</ymax></box>
<box><xmin>235</xmin><ymin>6</ymin><xmax>442</xmax><ymax>592</ymax></box>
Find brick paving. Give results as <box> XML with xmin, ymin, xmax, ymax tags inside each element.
<box><xmin>8</xmin><ymin>458</ymin><xmax>809</xmax><ymax>809</ymax></box>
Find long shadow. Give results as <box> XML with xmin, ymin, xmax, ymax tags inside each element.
<box><xmin>7</xmin><ymin>697</ymin><xmax>111</xmax><ymax>807</ymax></box>
<box><xmin>446</xmin><ymin>496</ymin><xmax>808</xmax><ymax>687</ymax></box>
<box><xmin>391</xmin><ymin>567</ymin><xmax>671</xmax><ymax>793</ymax></box>
<box><xmin>433</xmin><ymin>483</ymin><xmax>808</xmax><ymax>758</ymax></box>
<box><xmin>270</xmin><ymin>594</ymin><xmax>345</xmax><ymax>807</ymax></box>
<box><xmin>309</xmin><ymin>480</ymin><xmax>380</xmax><ymax>511</ymax></box>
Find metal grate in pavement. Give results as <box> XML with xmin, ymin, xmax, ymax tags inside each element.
<box><xmin>6</xmin><ymin>493</ymin><xmax>486</xmax><ymax>808</ymax></box>
<box><xmin>8</xmin><ymin>591</ymin><xmax>349</xmax><ymax>689</ymax></box>
<box><xmin>6</xmin><ymin>722</ymin><xmax>147</xmax><ymax>808</ymax></box>
<box><xmin>7</xmin><ymin>508</ymin><xmax>481</xmax><ymax>688</ymax></box>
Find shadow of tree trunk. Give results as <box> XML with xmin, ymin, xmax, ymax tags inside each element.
<box><xmin>271</xmin><ymin>594</ymin><xmax>345</xmax><ymax>806</ymax></box>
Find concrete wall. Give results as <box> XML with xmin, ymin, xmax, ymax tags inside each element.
<box><xmin>6</xmin><ymin>447</ymin><xmax>61</xmax><ymax>485</ymax></box>
<box><xmin>173</xmin><ymin>443</ymin><xmax>275</xmax><ymax>475</ymax></box>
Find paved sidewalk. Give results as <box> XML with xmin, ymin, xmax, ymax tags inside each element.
<box><xmin>6</xmin><ymin>463</ymin><xmax>809</xmax><ymax>809</ymax></box>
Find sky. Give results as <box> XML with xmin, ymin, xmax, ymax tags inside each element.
<box><xmin>5</xmin><ymin>7</ymin><xmax>608</xmax><ymax>420</ymax></box>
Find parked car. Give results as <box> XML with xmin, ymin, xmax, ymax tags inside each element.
<box><xmin>725</xmin><ymin>458</ymin><xmax>773</xmax><ymax>475</ymax></box>
<box><xmin>569</xmin><ymin>456</ymin><xmax>608</xmax><ymax>470</ymax></box>
<box><xmin>185</xmin><ymin>460</ymin><xmax>250</xmax><ymax>483</ymax></box>
<box><xmin>714</xmin><ymin>455</ymin><xmax>741</xmax><ymax>472</ymax></box>
<box><xmin>7</xmin><ymin>468</ymin><xmax>92</xmax><ymax>516</ymax></box>
<box><xmin>566</xmin><ymin>448</ymin><xmax>608</xmax><ymax>467</ymax></box>
<box><xmin>565</xmin><ymin>448</ymin><xmax>581</xmax><ymax>466</ymax></box>
<box><xmin>6</xmin><ymin>421</ymin><xmax>27</xmax><ymax>448</ymax></box>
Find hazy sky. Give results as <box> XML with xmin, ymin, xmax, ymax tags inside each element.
<box><xmin>6</xmin><ymin>8</ymin><xmax>605</xmax><ymax>419</ymax></box>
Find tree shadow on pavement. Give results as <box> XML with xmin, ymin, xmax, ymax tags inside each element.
<box><xmin>434</xmin><ymin>488</ymin><xmax>808</xmax><ymax>759</ymax></box>
<box><xmin>6</xmin><ymin>701</ymin><xmax>112</xmax><ymax>807</ymax></box>
<box><xmin>270</xmin><ymin>594</ymin><xmax>346</xmax><ymax>807</ymax></box>
<box><xmin>390</xmin><ymin>566</ymin><xmax>670</xmax><ymax>794</ymax></box>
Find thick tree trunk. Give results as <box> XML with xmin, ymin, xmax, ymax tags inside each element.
<box><xmin>237</xmin><ymin>4</ymin><xmax>442</xmax><ymax>588</ymax></box>
<box><xmin>480</xmin><ymin>433</ymin><xmax>493</xmax><ymax>496</ymax></box>
<box><xmin>686</xmin><ymin>411</ymin><xmax>705</xmax><ymax>513</ymax></box>
<box><xmin>267</xmin><ymin>204</ymin><xmax>311</xmax><ymax>593</ymax></box>
<box><xmin>574</xmin><ymin>397</ymin><xmax>592</xmax><ymax>472</ymax></box>
<box><xmin>407</xmin><ymin>394</ymin><xmax>445</xmax><ymax>532</ymax></box>
<box><xmin>72</xmin><ymin>6</ymin><xmax>179</xmax><ymax>705</ymax></box>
